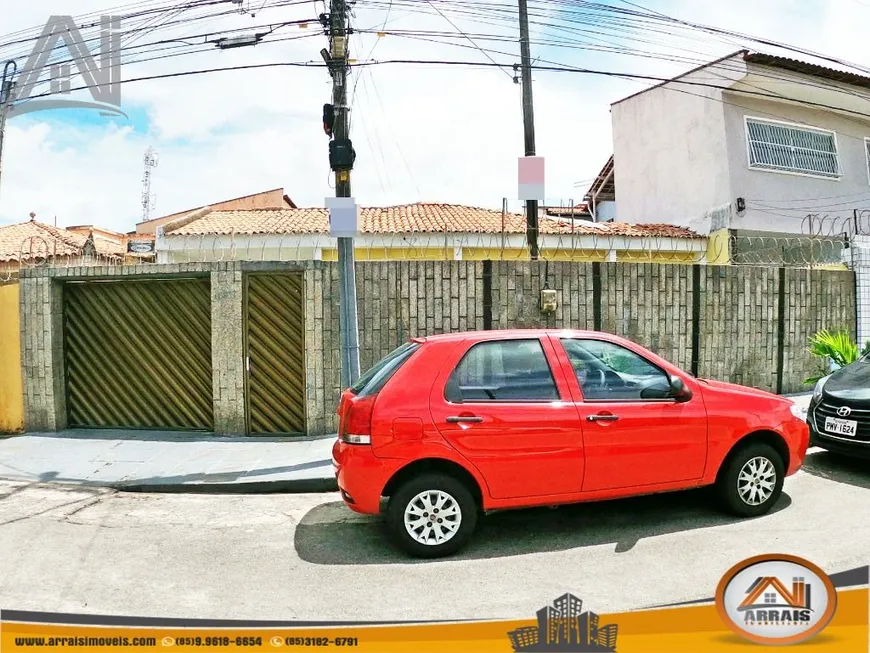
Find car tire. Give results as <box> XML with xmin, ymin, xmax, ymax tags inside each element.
<box><xmin>386</xmin><ymin>473</ymin><xmax>478</xmax><ymax>559</ymax></box>
<box><xmin>715</xmin><ymin>442</ymin><xmax>785</xmax><ymax>517</ymax></box>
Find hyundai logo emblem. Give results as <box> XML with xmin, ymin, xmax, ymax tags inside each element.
<box><xmin>837</xmin><ymin>406</ymin><xmax>852</xmax><ymax>417</ymax></box>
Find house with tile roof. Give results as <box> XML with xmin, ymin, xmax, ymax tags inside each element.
<box><xmin>155</xmin><ymin>202</ymin><xmax>706</xmax><ymax>264</ymax></box>
<box><xmin>134</xmin><ymin>187</ymin><xmax>296</xmax><ymax>235</ymax></box>
<box><xmin>0</xmin><ymin>215</ymin><xmax>159</xmax><ymax>280</ymax></box>
<box><xmin>0</xmin><ymin>216</ymin><xmax>134</xmax><ymax>278</ymax></box>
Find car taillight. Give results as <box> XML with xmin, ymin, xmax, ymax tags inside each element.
<box><xmin>340</xmin><ymin>394</ymin><xmax>376</xmax><ymax>445</ymax></box>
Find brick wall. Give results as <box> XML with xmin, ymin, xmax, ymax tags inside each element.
<box><xmin>19</xmin><ymin>275</ymin><xmax>66</xmax><ymax>431</ymax></box>
<box><xmin>782</xmin><ymin>268</ymin><xmax>856</xmax><ymax>393</ymax></box>
<box><xmin>212</xmin><ymin>263</ymin><xmax>246</xmax><ymax>435</ymax></box>
<box><xmin>489</xmin><ymin>261</ymin><xmax>594</xmax><ymax>330</ymax></box>
<box><xmin>18</xmin><ymin>260</ymin><xmax>856</xmax><ymax>437</ymax></box>
<box><xmin>697</xmin><ymin>266</ymin><xmax>780</xmax><ymax>392</ymax></box>
<box><xmin>303</xmin><ymin>263</ymin><xmax>341</xmax><ymax>437</ymax></box>
<box><xmin>307</xmin><ymin>261</ymin><xmax>856</xmax><ymax>434</ymax></box>
<box><xmin>599</xmin><ymin>263</ymin><xmax>694</xmax><ymax>372</ymax></box>
<box><xmin>306</xmin><ymin>261</ymin><xmax>485</xmax><ymax>435</ymax></box>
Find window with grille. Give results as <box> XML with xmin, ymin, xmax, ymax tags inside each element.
<box><xmin>746</xmin><ymin>118</ymin><xmax>839</xmax><ymax>178</ymax></box>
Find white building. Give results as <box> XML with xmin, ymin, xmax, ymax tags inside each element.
<box><xmin>610</xmin><ymin>49</ymin><xmax>870</xmax><ymax>239</ymax></box>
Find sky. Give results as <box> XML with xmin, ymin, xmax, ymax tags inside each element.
<box><xmin>0</xmin><ymin>0</ymin><xmax>868</xmax><ymax>232</ymax></box>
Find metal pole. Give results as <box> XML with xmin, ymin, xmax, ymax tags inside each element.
<box><xmin>330</xmin><ymin>0</ymin><xmax>361</xmax><ymax>388</ymax></box>
<box><xmin>0</xmin><ymin>61</ymin><xmax>17</xmax><ymax>205</ymax></box>
<box><xmin>518</xmin><ymin>0</ymin><xmax>539</xmax><ymax>260</ymax></box>
<box><xmin>0</xmin><ymin>84</ymin><xmax>12</xmax><ymax>204</ymax></box>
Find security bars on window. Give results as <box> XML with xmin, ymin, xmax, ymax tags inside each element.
<box><xmin>746</xmin><ymin>118</ymin><xmax>839</xmax><ymax>178</ymax></box>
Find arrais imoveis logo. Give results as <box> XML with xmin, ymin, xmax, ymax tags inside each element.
<box><xmin>716</xmin><ymin>554</ymin><xmax>837</xmax><ymax>645</ymax></box>
<box><xmin>10</xmin><ymin>15</ymin><xmax>125</xmax><ymax>119</ymax></box>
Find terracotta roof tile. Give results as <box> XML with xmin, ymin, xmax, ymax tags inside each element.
<box><xmin>743</xmin><ymin>52</ymin><xmax>870</xmax><ymax>92</ymax></box>
<box><xmin>0</xmin><ymin>220</ymin><xmax>125</xmax><ymax>262</ymax></box>
<box><xmin>164</xmin><ymin>203</ymin><xmax>701</xmax><ymax>239</ymax></box>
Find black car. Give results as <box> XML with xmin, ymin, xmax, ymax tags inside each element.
<box><xmin>808</xmin><ymin>355</ymin><xmax>870</xmax><ymax>458</ymax></box>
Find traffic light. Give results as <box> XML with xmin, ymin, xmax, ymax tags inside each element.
<box><xmin>323</xmin><ymin>103</ymin><xmax>335</xmax><ymax>137</ymax></box>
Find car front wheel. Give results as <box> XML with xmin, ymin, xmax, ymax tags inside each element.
<box><xmin>715</xmin><ymin>442</ymin><xmax>785</xmax><ymax>517</ymax></box>
<box><xmin>385</xmin><ymin>473</ymin><xmax>478</xmax><ymax>558</ymax></box>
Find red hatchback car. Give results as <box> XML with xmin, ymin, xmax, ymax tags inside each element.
<box><xmin>332</xmin><ymin>330</ymin><xmax>809</xmax><ymax>558</ymax></box>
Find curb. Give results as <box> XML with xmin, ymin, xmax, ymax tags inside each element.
<box><xmin>0</xmin><ymin>476</ymin><xmax>338</xmax><ymax>495</ymax></box>
<box><xmin>109</xmin><ymin>477</ymin><xmax>339</xmax><ymax>495</ymax></box>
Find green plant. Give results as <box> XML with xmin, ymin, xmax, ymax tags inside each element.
<box><xmin>804</xmin><ymin>328</ymin><xmax>870</xmax><ymax>385</ymax></box>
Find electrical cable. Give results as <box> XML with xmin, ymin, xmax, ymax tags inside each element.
<box><xmin>424</xmin><ymin>1</ymin><xmax>513</xmax><ymax>79</ymax></box>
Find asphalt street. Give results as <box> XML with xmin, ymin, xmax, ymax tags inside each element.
<box><xmin>0</xmin><ymin>448</ymin><xmax>866</xmax><ymax>622</ymax></box>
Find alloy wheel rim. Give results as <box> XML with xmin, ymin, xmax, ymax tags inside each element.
<box><xmin>403</xmin><ymin>490</ymin><xmax>462</xmax><ymax>546</ymax></box>
<box><xmin>737</xmin><ymin>456</ymin><xmax>777</xmax><ymax>506</ymax></box>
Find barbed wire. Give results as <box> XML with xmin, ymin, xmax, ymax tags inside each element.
<box><xmin>0</xmin><ymin>234</ymin><xmax>141</xmax><ymax>283</ymax></box>
<box><xmin>149</xmin><ymin>229</ymin><xmax>854</xmax><ymax>269</ymax></box>
<box><xmin>799</xmin><ymin>211</ymin><xmax>870</xmax><ymax>239</ymax></box>
<box><xmin>1</xmin><ymin>225</ymin><xmax>861</xmax><ymax>284</ymax></box>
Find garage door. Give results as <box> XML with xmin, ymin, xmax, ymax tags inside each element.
<box><xmin>64</xmin><ymin>278</ymin><xmax>213</xmax><ymax>430</ymax></box>
<box><xmin>245</xmin><ymin>273</ymin><xmax>306</xmax><ymax>435</ymax></box>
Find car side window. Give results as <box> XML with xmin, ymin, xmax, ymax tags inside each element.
<box><xmin>560</xmin><ymin>338</ymin><xmax>672</xmax><ymax>402</ymax></box>
<box><xmin>446</xmin><ymin>339</ymin><xmax>559</xmax><ymax>402</ymax></box>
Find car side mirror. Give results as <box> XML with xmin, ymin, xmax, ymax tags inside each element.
<box><xmin>669</xmin><ymin>376</ymin><xmax>693</xmax><ymax>402</ymax></box>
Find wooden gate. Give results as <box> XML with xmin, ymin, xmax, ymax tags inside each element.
<box><xmin>64</xmin><ymin>278</ymin><xmax>213</xmax><ymax>430</ymax></box>
<box><xmin>245</xmin><ymin>273</ymin><xmax>306</xmax><ymax>435</ymax></box>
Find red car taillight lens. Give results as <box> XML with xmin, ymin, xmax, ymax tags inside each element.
<box><xmin>339</xmin><ymin>394</ymin><xmax>376</xmax><ymax>445</ymax></box>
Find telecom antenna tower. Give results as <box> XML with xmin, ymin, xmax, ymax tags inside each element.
<box><xmin>141</xmin><ymin>146</ymin><xmax>159</xmax><ymax>222</ymax></box>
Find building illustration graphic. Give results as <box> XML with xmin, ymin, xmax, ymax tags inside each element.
<box><xmin>507</xmin><ymin>594</ymin><xmax>618</xmax><ymax>652</ymax></box>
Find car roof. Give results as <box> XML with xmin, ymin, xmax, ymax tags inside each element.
<box><xmin>411</xmin><ymin>329</ymin><xmax>615</xmax><ymax>344</ymax></box>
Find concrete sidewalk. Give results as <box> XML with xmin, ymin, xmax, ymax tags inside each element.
<box><xmin>0</xmin><ymin>430</ymin><xmax>337</xmax><ymax>493</ymax></box>
<box><xmin>0</xmin><ymin>393</ymin><xmax>813</xmax><ymax>494</ymax></box>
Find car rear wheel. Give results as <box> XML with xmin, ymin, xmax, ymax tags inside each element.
<box><xmin>715</xmin><ymin>442</ymin><xmax>784</xmax><ymax>517</ymax></box>
<box><xmin>386</xmin><ymin>474</ymin><xmax>478</xmax><ymax>558</ymax></box>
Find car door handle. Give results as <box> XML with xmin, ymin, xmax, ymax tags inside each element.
<box><xmin>446</xmin><ymin>416</ymin><xmax>483</xmax><ymax>423</ymax></box>
<box><xmin>587</xmin><ymin>414</ymin><xmax>619</xmax><ymax>422</ymax></box>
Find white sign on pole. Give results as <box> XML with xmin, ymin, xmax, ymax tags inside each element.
<box><xmin>518</xmin><ymin>156</ymin><xmax>545</xmax><ymax>201</ymax></box>
<box><xmin>327</xmin><ymin>197</ymin><xmax>359</xmax><ymax>238</ymax></box>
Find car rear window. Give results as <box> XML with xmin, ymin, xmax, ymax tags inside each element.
<box><xmin>350</xmin><ymin>341</ymin><xmax>420</xmax><ymax>397</ymax></box>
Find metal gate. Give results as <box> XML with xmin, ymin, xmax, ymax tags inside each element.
<box><xmin>245</xmin><ymin>273</ymin><xmax>306</xmax><ymax>435</ymax></box>
<box><xmin>64</xmin><ymin>278</ymin><xmax>213</xmax><ymax>430</ymax></box>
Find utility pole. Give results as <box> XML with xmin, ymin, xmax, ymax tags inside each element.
<box><xmin>517</xmin><ymin>0</ymin><xmax>539</xmax><ymax>259</ymax></box>
<box><xmin>325</xmin><ymin>0</ymin><xmax>361</xmax><ymax>388</ymax></box>
<box><xmin>0</xmin><ymin>61</ymin><xmax>17</xmax><ymax>204</ymax></box>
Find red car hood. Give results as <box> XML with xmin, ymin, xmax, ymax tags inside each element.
<box><xmin>698</xmin><ymin>378</ymin><xmax>783</xmax><ymax>401</ymax></box>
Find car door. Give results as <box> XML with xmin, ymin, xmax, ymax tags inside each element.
<box><xmin>550</xmin><ymin>335</ymin><xmax>707</xmax><ymax>493</ymax></box>
<box><xmin>429</xmin><ymin>335</ymin><xmax>585</xmax><ymax>500</ymax></box>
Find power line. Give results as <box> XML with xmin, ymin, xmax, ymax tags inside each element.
<box><xmin>342</xmin><ymin>25</ymin><xmax>870</xmax><ymax>141</ymax></box>
<box><xmin>0</xmin><ymin>0</ymin><xmax>314</xmax><ymax>69</ymax></box>
<box><xmin>425</xmin><ymin>0</ymin><xmax>513</xmax><ymax>79</ymax></box>
<box><xmin>15</xmin><ymin>55</ymin><xmax>870</xmax><ymax>126</ymax></box>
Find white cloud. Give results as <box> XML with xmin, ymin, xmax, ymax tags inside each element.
<box><xmin>0</xmin><ymin>0</ymin><xmax>867</xmax><ymax>231</ymax></box>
